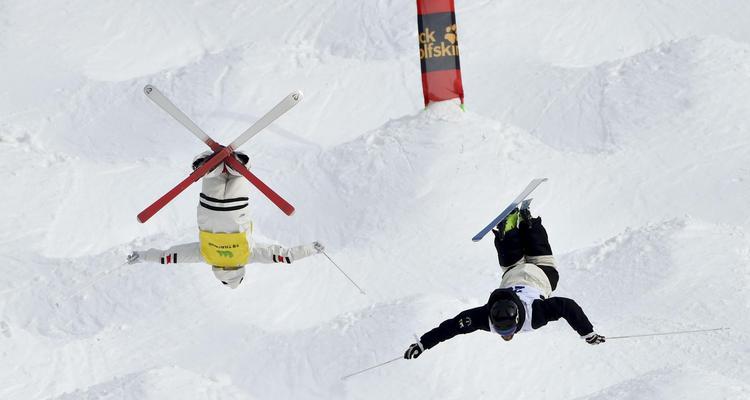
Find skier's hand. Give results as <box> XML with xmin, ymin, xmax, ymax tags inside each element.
<box><xmin>313</xmin><ymin>241</ymin><xmax>325</xmax><ymax>253</ymax></box>
<box><xmin>404</xmin><ymin>342</ymin><xmax>425</xmax><ymax>359</ymax></box>
<box><xmin>583</xmin><ymin>332</ymin><xmax>606</xmax><ymax>345</ymax></box>
<box><xmin>126</xmin><ymin>252</ymin><xmax>142</xmax><ymax>265</ymax></box>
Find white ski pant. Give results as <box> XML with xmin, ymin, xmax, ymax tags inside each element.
<box><xmin>500</xmin><ymin>256</ymin><xmax>556</xmax><ymax>299</ymax></box>
<box><xmin>197</xmin><ymin>170</ymin><xmax>252</xmax><ymax>234</ymax></box>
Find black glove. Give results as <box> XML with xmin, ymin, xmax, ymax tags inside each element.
<box><xmin>583</xmin><ymin>332</ymin><xmax>606</xmax><ymax>345</ymax></box>
<box><xmin>404</xmin><ymin>342</ymin><xmax>425</xmax><ymax>359</ymax></box>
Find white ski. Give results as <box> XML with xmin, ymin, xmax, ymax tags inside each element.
<box><xmin>143</xmin><ymin>85</ymin><xmax>303</xmax><ymax>150</ymax></box>
<box><xmin>471</xmin><ymin>178</ymin><xmax>548</xmax><ymax>242</ymax></box>
<box><xmin>144</xmin><ymin>85</ymin><xmax>215</xmax><ymax>145</ymax></box>
<box><xmin>229</xmin><ymin>91</ymin><xmax>302</xmax><ymax>150</ymax></box>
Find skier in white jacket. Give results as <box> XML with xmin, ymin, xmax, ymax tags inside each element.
<box><xmin>127</xmin><ymin>151</ymin><xmax>324</xmax><ymax>289</ymax></box>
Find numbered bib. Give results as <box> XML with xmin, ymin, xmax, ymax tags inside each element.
<box><xmin>507</xmin><ymin>285</ymin><xmax>544</xmax><ymax>332</ymax></box>
<box><xmin>199</xmin><ymin>230</ymin><xmax>250</xmax><ymax>267</ymax></box>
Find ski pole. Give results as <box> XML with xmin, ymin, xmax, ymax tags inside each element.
<box><xmin>607</xmin><ymin>327</ymin><xmax>729</xmax><ymax>340</ymax></box>
<box><xmin>341</xmin><ymin>356</ymin><xmax>401</xmax><ymax>380</ymax></box>
<box><xmin>321</xmin><ymin>250</ymin><xmax>366</xmax><ymax>295</ymax></box>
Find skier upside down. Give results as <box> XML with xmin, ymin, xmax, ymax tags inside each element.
<box><xmin>404</xmin><ymin>204</ymin><xmax>605</xmax><ymax>359</ymax></box>
<box><xmin>127</xmin><ymin>151</ymin><xmax>324</xmax><ymax>289</ymax></box>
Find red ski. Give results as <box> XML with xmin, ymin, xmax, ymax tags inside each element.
<box><xmin>137</xmin><ymin>86</ymin><xmax>302</xmax><ymax>223</ymax></box>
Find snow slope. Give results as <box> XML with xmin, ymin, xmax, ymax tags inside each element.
<box><xmin>1</xmin><ymin>1</ymin><xmax>749</xmax><ymax>399</ymax></box>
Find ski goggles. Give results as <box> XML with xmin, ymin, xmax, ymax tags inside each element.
<box><xmin>488</xmin><ymin>317</ymin><xmax>517</xmax><ymax>336</ymax></box>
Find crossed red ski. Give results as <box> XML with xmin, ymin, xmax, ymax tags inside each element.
<box><xmin>137</xmin><ymin>86</ymin><xmax>299</xmax><ymax>223</ymax></box>
<box><xmin>198</xmin><ymin>138</ymin><xmax>295</xmax><ymax>217</ymax></box>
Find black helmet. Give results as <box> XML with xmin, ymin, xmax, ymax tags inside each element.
<box><xmin>489</xmin><ymin>299</ymin><xmax>519</xmax><ymax>335</ymax></box>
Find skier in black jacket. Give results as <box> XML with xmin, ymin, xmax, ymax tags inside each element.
<box><xmin>404</xmin><ymin>204</ymin><xmax>605</xmax><ymax>359</ymax></box>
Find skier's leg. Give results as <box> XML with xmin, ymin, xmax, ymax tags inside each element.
<box><xmin>520</xmin><ymin>216</ymin><xmax>552</xmax><ymax>257</ymax></box>
<box><xmin>197</xmin><ymin>165</ymin><xmax>251</xmax><ymax>233</ymax></box>
<box><xmin>198</xmin><ymin>170</ymin><xmax>229</xmax><ymax>198</ymax></box>
<box><xmin>493</xmin><ymin>210</ymin><xmax>525</xmax><ymax>272</ymax></box>
<box><xmin>197</xmin><ymin>172</ymin><xmax>229</xmax><ymax>231</ymax></box>
<box><xmin>520</xmin><ymin>216</ymin><xmax>559</xmax><ymax>290</ymax></box>
<box><xmin>200</xmin><ymin>173</ymin><xmax>252</xmax><ymax>232</ymax></box>
<box><xmin>223</xmin><ymin>173</ymin><xmax>252</xmax><ymax>198</ymax></box>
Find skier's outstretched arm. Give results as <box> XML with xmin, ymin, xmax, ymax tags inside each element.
<box><xmin>404</xmin><ymin>307</ymin><xmax>489</xmax><ymax>359</ymax></box>
<box><xmin>534</xmin><ymin>297</ymin><xmax>605</xmax><ymax>344</ymax></box>
<box><xmin>249</xmin><ymin>241</ymin><xmax>324</xmax><ymax>264</ymax></box>
<box><xmin>127</xmin><ymin>242</ymin><xmax>202</xmax><ymax>265</ymax></box>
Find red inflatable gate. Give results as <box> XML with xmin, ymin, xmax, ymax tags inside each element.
<box><xmin>416</xmin><ymin>0</ymin><xmax>464</xmax><ymax>106</ymax></box>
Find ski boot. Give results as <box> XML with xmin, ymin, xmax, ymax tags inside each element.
<box><xmin>233</xmin><ymin>151</ymin><xmax>249</xmax><ymax>166</ymax></box>
<box><xmin>192</xmin><ymin>150</ymin><xmax>213</xmax><ymax>171</ymax></box>
<box><xmin>519</xmin><ymin>199</ymin><xmax>533</xmax><ymax>228</ymax></box>
<box><xmin>192</xmin><ymin>150</ymin><xmax>250</xmax><ymax>171</ymax></box>
<box><xmin>492</xmin><ymin>208</ymin><xmax>519</xmax><ymax>240</ymax></box>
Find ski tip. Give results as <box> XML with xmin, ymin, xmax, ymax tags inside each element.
<box><xmin>136</xmin><ymin>214</ymin><xmax>147</xmax><ymax>224</ymax></box>
<box><xmin>290</xmin><ymin>90</ymin><xmax>303</xmax><ymax>103</ymax></box>
<box><xmin>143</xmin><ymin>84</ymin><xmax>155</xmax><ymax>95</ymax></box>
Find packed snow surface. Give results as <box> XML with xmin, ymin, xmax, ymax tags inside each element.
<box><xmin>1</xmin><ymin>1</ymin><xmax>749</xmax><ymax>399</ymax></box>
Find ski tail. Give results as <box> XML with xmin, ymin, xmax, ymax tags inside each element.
<box><xmin>143</xmin><ymin>85</ymin><xmax>219</xmax><ymax>149</ymax></box>
<box><xmin>471</xmin><ymin>178</ymin><xmax>548</xmax><ymax>242</ymax></box>
<box><xmin>229</xmin><ymin>90</ymin><xmax>303</xmax><ymax>150</ymax></box>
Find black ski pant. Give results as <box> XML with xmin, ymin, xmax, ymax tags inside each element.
<box><xmin>493</xmin><ymin>216</ymin><xmax>559</xmax><ymax>291</ymax></box>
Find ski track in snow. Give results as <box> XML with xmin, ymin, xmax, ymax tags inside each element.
<box><xmin>1</xmin><ymin>1</ymin><xmax>750</xmax><ymax>399</ymax></box>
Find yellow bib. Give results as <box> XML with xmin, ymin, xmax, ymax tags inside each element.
<box><xmin>199</xmin><ymin>230</ymin><xmax>250</xmax><ymax>267</ymax></box>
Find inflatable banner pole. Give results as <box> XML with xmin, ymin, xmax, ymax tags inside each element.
<box><xmin>416</xmin><ymin>0</ymin><xmax>464</xmax><ymax>106</ymax></box>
